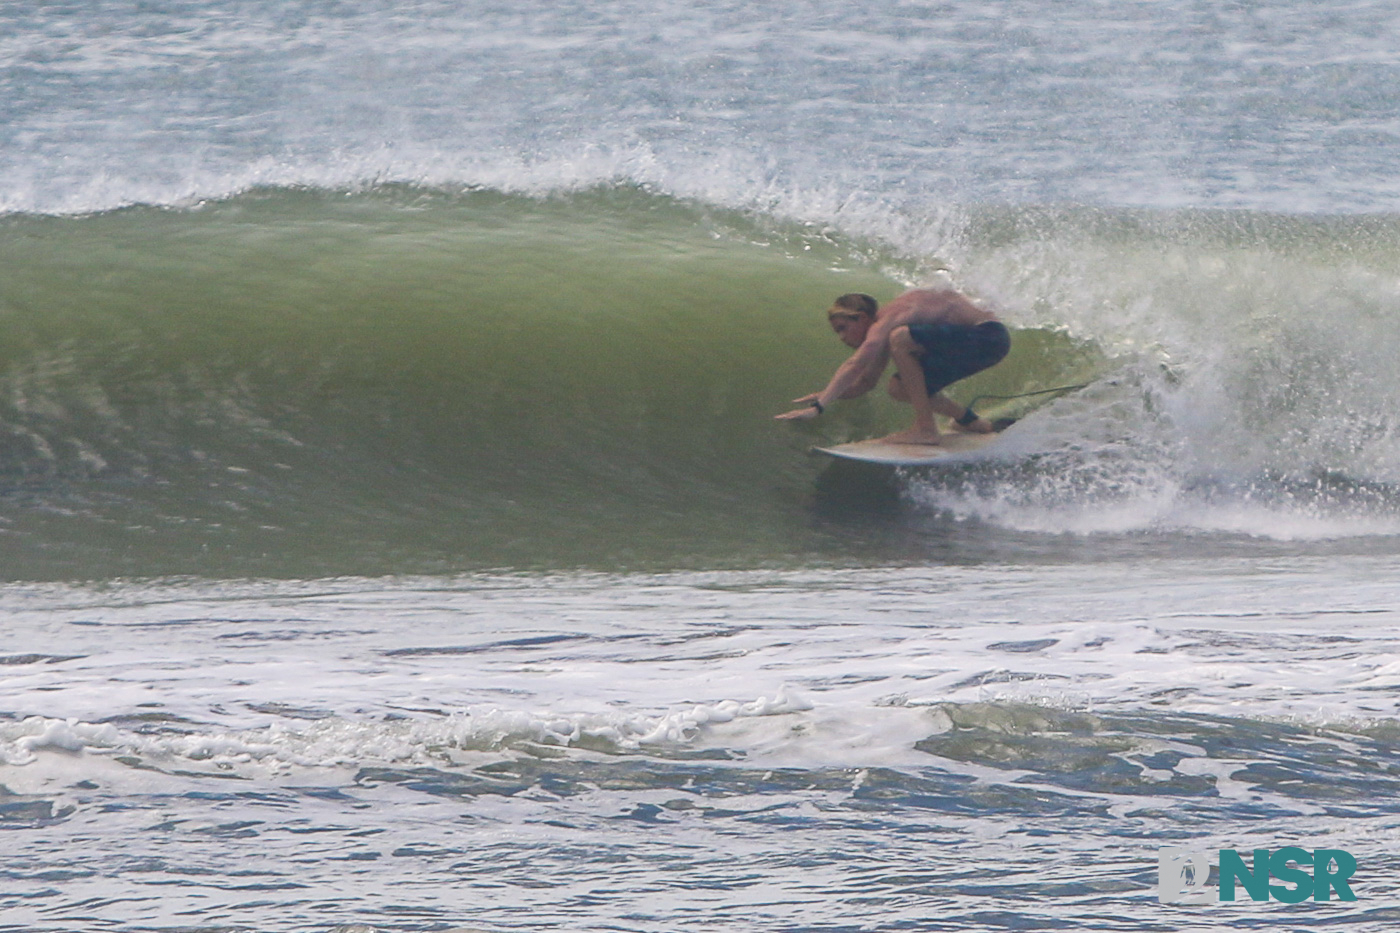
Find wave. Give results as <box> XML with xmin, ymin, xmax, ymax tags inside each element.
<box><xmin>1</xmin><ymin>184</ymin><xmax>1398</xmax><ymax>578</ymax></box>
<box><xmin>9</xmin><ymin>699</ymin><xmax>1400</xmax><ymax>813</ymax></box>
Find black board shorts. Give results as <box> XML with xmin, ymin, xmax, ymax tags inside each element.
<box><xmin>906</xmin><ymin>320</ymin><xmax>1011</xmax><ymax>394</ymax></box>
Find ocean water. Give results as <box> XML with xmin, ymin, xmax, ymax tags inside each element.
<box><xmin>4</xmin><ymin>2</ymin><xmax>1400</xmax><ymax>930</ymax></box>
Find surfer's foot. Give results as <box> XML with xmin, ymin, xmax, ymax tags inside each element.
<box><xmin>951</xmin><ymin>415</ymin><xmax>995</xmax><ymax>434</ymax></box>
<box><xmin>879</xmin><ymin>427</ymin><xmax>944</xmax><ymax>446</ymax></box>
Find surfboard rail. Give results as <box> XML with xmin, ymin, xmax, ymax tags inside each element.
<box><xmin>812</xmin><ymin>430</ymin><xmax>1003</xmax><ymax>466</ymax></box>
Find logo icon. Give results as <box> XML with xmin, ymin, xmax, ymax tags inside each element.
<box><xmin>1158</xmin><ymin>847</ymin><xmax>1357</xmax><ymax>904</ymax></box>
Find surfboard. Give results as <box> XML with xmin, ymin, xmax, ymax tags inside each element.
<box><xmin>813</xmin><ymin>430</ymin><xmax>1003</xmax><ymax>466</ymax></box>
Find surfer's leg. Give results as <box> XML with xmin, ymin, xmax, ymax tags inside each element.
<box><xmin>928</xmin><ymin>392</ymin><xmax>995</xmax><ymax>433</ymax></box>
<box><xmin>906</xmin><ymin>322</ymin><xmax>1009</xmax><ymax>434</ymax></box>
<box><xmin>925</xmin><ymin>392</ymin><xmax>991</xmax><ymax>433</ymax></box>
<box><xmin>890</xmin><ymin>375</ymin><xmax>992</xmax><ymax>433</ymax></box>
<box><xmin>882</xmin><ymin>325</ymin><xmax>942</xmax><ymax>444</ymax></box>
<box><xmin>890</xmin><ymin>378</ymin><xmax>991</xmax><ymax>431</ymax></box>
<box><xmin>887</xmin><ymin>371</ymin><xmax>910</xmax><ymax>402</ymax></box>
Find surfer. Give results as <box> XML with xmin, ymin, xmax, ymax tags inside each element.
<box><xmin>775</xmin><ymin>288</ymin><xmax>1010</xmax><ymax>444</ymax></box>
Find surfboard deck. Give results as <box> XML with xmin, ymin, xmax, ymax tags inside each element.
<box><xmin>813</xmin><ymin>430</ymin><xmax>1003</xmax><ymax>466</ymax></box>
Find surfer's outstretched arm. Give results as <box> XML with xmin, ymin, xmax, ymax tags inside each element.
<box><xmin>775</xmin><ymin>337</ymin><xmax>889</xmax><ymax>421</ymax></box>
<box><xmin>787</xmin><ymin>366</ymin><xmax>883</xmax><ymax>407</ymax></box>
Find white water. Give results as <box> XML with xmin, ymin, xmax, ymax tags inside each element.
<box><xmin>4</xmin><ymin>564</ymin><xmax>1400</xmax><ymax>929</ymax></box>
<box><xmin>7</xmin><ymin>561</ymin><xmax>1400</xmax><ymax>750</ymax></box>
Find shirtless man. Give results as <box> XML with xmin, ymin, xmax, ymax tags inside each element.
<box><xmin>775</xmin><ymin>289</ymin><xmax>1010</xmax><ymax>444</ymax></box>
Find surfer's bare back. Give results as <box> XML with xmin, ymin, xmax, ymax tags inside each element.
<box><xmin>775</xmin><ymin>288</ymin><xmax>1011</xmax><ymax>445</ymax></box>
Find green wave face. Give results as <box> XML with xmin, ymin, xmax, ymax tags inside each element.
<box><xmin>11</xmin><ymin>185</ymin><xmax>1400</xmax><ymax>579</ymax></box>
<box><xmin>0</xmin><ymin>186</ymin><xmax>1099</xmax><ymax>578</ymax></box>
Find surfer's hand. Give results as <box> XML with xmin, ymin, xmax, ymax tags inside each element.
<box><xmin>791</xmin><ymin>392</ymin><xmax>820</xmax><ymax>404</ymax></box>
<box><xmin>775</xmin><ymin>406</ymin><xmax>820</xmax><ymax>421</ymax></box>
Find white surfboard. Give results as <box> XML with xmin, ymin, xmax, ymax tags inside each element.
<box><xmin>813</xmin><ymin>430</ymin><xmax>1003</xmax><ymax>466</ymax></box>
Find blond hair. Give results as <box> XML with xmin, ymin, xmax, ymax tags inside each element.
<box><xmin>828</xmin><ymin>293</ymin><xmax>878</xmax><ymax>320</ymax></box>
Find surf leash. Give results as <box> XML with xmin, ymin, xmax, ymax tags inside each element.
<box><xmin>964</xmin><ymin>382</ymin><xmax>1091</xmax><ymax>420</ymax></box>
